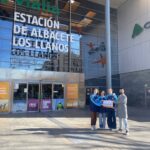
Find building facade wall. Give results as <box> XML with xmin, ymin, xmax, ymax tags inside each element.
<box><xmin>118</xmin><ymin>0</ymin><xmax>150</xmax><ymax>107</ymax></box>
<box><xmin>118</xmin><ymin>0</ymin><xmax>150</xmax><ymax>73</ymax></box>
<box><xmin>120</xmin><ymin>69</ymin><xmax>150</xmax><ymax>107</ymax></box>
<box><xmin>81</xmin><ymin>5</ymin><xmax>119</xmax><ymax>90</ymax></box>
<box><xmin>0</xmin><ymin>68</ymin><xmax>85</xmax><ymax>112</ymax></box>
<box><xmin>0</xmin><ymin>0</ymin><xmax>85</xmax><ymax>112</ymax></box>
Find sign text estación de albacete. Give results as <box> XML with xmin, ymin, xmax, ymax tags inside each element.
<box><xmin>12</xmin><ymin>12</ymin><xmax>75</xmax><ymax>59</ymax></box>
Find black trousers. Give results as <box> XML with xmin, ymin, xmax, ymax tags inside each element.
<box><xmin>91</xmin><ymin>112</ymin><xmax>97</xmax><ymax>126</ymax></box>
<box><xmin>107</xmin><ymin>108</ymin><xmax>116</xmax><ymax>129</ymax></box>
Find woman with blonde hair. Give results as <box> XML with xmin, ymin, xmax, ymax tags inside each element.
<box><xmin>99</xmin><ymin>90</ymin><xmax>107</xmax><ymax>129</ymax></box>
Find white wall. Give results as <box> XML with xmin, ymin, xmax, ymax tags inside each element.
<box><xmin>118</xmin><ymin>0</ymin><xmax>150</xmax><ymax>74</ymax></box>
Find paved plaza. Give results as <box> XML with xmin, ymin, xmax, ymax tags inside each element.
<box><xmin>0</xmin><ymin>107</ymin><xmax>150</xmax><ymax>150</ymax></box>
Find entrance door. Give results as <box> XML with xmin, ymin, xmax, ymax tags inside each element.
<box><xmin>27</xmin><ymin>83</ymin><xmax>40</xmax><ymax>112</ymax></box>
<box><xmin>40</xmin><ymin>83</ymin><xmax>52</xmax><ymax>112</ymax></box>
<box><xmin>13</xmin><ymin>83</ymin><xmax>27</xmax><ymax>112</ymax></box>
<box><xmin>53</xmin><ymin>84</ymin><xmax>64</xmax><ymax>111</ymax></box>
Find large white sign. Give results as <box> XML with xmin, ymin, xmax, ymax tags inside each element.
<box><xmin>12</xmin><ymin>12</ymin><xmax>75</xmax><ymax>59</ymax></box>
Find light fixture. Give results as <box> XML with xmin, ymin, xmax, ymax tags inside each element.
<box><xmin>69</xmin><ymin>0</ymin><xmax>75</xmax><ymax>4</ymax></box>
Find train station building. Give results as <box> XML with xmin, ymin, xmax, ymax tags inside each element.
<box><xmin>0</xmin><ymin>0</ymin><xmax>150</xmax><ymax>113</ymax></box>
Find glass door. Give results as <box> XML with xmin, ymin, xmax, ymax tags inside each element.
<box><xmin>27</xmin><ymin>83</ymin><xmax>40</xmax><ymax>112</ymax></box>
<box><xmin>13</xmin><ymin>83</ymin><xmax>27</xmax><ymax>113</ymax></box>
<box><xmin>40</xmin><ymin>83</ymin><xmax>52</xmax><ymax>112</ymax></box>
<box><xmin>52</xmin><ymin>84</ymin><xmax>64</xmax><ymax>111</ymax></box>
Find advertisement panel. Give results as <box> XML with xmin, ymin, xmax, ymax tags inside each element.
<box><xmin>0</xmin><ymin>82</ymin><xmax>10</xmax><ymax>99</ymax></box>
<box><xmin>41</xmin><ymin>99</ymin><xmax>52</xmax><ymax>111</ymax></box>
<box><xmin>66</xmin><ymin>84</ymin><xmax>78</xmax><ymax>108</ymax></box>
<box><xmin>0</xmin><ymin>82</ymin><xmax>10</xmax><ymax>112</ymax></box>
<box><xmin>13</xmin><ymin>100</ymin><xmax>27</xmax><ymax>112</ymax></box>
<box><xmin>27</xmin><ymin>99</ymin><xmax>39</xmax><ymax>112</ymax></box>
<box><xmin>0</xmin><ymin>100</ymin><xmax>9</xmax><ymax>112</ymax></box>
<box><xmin>52</xmin><ymin>99</ymin><xmax>64</xmax><ymax>111</ymax></box>
<box><xmin>66</xmin><ymin>84</ymin><xmax>78</xmax><ymax>99</ymax></box>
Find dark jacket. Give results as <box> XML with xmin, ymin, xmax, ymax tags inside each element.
<box><xmin>106</xmin><ymin>93</ymin><xmax>118</xmax><ymax>110</ymax></box>
<box><xmin>90</xmin><ymin>94</ymin><xmax>100</xmax><ymax>112</ymax></box>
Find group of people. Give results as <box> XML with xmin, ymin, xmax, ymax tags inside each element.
<box><xmin>90</xmin><ymin>88</ymin><xmax>129</xmax><ymax>135</ymax></box>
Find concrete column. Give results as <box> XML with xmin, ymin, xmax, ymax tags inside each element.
<box><xmin>105</xmin><ymin>0</ymin><xmax>112</xmax><ymax>89</ymax></box>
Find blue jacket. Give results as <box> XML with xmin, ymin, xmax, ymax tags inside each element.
<box><xmin>106</xmin><ymin>93</ymin><xmax>118</xmax><ymax>109</ymax></box>
<box><xmin>90</xmin><ymin>94</ymin><xmax>101</xmax><ymax>112</ymax></box>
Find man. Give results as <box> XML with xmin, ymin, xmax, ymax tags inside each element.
<box><xmin>106</xmin><ymin>88</ymin><xmax>118</xmax><ymax>130</ymax></box>
<box><xmin>117</xmin><ymin>88</ymin><xmax>129</xmax><ymax>135</ymax></box>
<box><xmin>90</xmin><ymin>88</ymin><xmax>100</xmax><ymax>130</ymax></box>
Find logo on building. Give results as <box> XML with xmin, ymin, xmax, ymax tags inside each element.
<box><xmin>132</xmin><ymin>24</ymin><xmax>143</xmax><ymax>38</ymax></box>
<box><xmin>0</xmin><ymin>0</ymin><xmax>60</xmax><ymax>15</ymax></box>
<box><xmin>132</xmin><ymin>22</ymin><xmax>150</xmax><ymax>38</ymax></box>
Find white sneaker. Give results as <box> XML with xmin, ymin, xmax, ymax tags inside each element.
<box><xmin>91</xmin><ymin>127</ymin><xmax>94</xmax><ymax>131</ymax></box>
<box><xmin>91</xmin><ymin>125</ymin><xmax>96</xmax><ymax>131</ymax></box>
<box><xmin>118</xmin><ymin>128</ymin><xmax>123</xmax><ymax>132</ymax></box>
<box><xmin>94</xmin><ymin>126</ymin><xmax>96</xmax><ymax>130</ymax></box>
<box><xmin>125</xmin><ymin>130</ymin><xmax>129</xmax><ymax>135</ymax></box>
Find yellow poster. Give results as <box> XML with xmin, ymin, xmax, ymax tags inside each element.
<box><xmin>66</xmin><ymin>84</ymin><xmax>78</xmax><ymax>108</ymax></box>
<box><xmin>66</xmin><ymin>84</ymin><xmax>78</xmax><ymax>99</ymax></box>
<box><xmin>0</xmin><ymin>82</ymin><xmax>10</xmax><ymax>99</ymax></box>
<box><xmin>0</xmin><ymin>82</ymin><xmax>10</xmax><ymax>112</ymax></box>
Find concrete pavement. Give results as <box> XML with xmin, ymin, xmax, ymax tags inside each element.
<box><xmin>0</xmin><ymin>107</ymin><xmax>150</xmax><ymax>150</ymax></box>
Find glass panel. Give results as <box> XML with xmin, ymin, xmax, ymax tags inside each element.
<box><xmin>13</xmin><ymin>83</ymin><xmax>27</xmax><ymax>112</ymax></box>
<box><xmin>28</xmin><ymin>84</ymin><xmax>39</xmax><ymax>99</ymax></box>
<box><xmin>53</xmin><ymin>84</ymin><xmax>64</xmax><ymax>111</ymax></box>
<box><xmin>0</xmin><ymin>2</ymin><xmax>83</xmax><ymax>73</ymax></box>
<box><xmin>53</xmin><ymin>84</ymin><xmax>64</xmax><ymax>99</ymax></box>
<box><xmin>27</xmin><ymin>84</ymin><xmax>39</xmax><ymax>112</ymax></box>
<box><xmin>41</xmin><ymin>84</ymin><xmax>52</xmax><ymax>111</ymax></box>
<box><xmin>42</xmin><ymin>84</ymin><xmax>52</xmax><ymax>99</ymax></box>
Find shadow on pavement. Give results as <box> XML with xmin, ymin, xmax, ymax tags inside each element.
<box><xmin>13</xmin><ymin>127</ymin><xmax>150</xmax><ymax>149</ymax></box>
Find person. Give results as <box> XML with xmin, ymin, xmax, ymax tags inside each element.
<box><xmin>99</xmin><ymin>91</ymin><xmax>107</xmax><ymax>129</ymax></box>
<box><xmin>106</xmin><ymin>88</ymin><xmax>118</xmax><ymax>130</ymax></box>
<box><xmin>90</xmin><ymin>88</ymin><xmax>100</xmax><ymax>130</ymax></box>
<box><xmin>117</xmin><ymin>88</ymin><xmax>129</xmax><ymax>135</ymax></box>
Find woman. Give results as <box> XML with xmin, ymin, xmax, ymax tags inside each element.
<box><xmin>90</xmin><ymin>88</ymin><xmax>100</xmax><ymax>130</ymax></box>
<box><xmin>99</xmin><ymin>91</ymin><xmax>107</xmax><ymax>129</ymax></box>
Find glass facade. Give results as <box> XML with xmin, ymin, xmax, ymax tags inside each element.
<box><xmin>0</xmin><ymin>0</ymin><xmax>119</xmax><ymax>112</ymax></box>
<box><xmin>0</xmin><ymin>0</ymin><xmax>118</xmax><ymax>76</ymax></box>
<box><xmin>0</xmin><ymin>0</ymin><xmax>82</xmax><ymax>73</ymax></box>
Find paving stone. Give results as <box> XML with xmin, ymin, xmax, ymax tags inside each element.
<box><xmin>0</xmin><ymin>107</ymin><xmax>150</xmax><ymax>150</ymax></box>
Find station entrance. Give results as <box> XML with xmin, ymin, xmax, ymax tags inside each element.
<box><xmin>12</xmin><ymin>81</ymin><xmax>64</xmax><ymax>113</ymax></box>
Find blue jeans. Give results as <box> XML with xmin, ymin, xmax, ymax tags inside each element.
<box><xmin>107</xmin><ymin>109</ymin><xmax>116</xmax><ymax>129</ymax></box>
<box><xmin>99</xmin><ymin>113</ymin><xmax>106</xmax><ymax>128</ymax></box>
